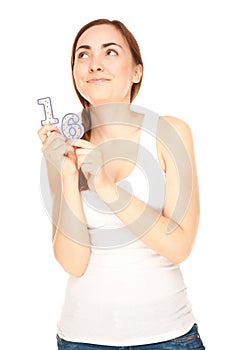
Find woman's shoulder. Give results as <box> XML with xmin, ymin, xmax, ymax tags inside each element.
<box><xmin>161</xmin><ymin>115</ymin><xmax>191</xmax><ymax>130</ymax></box>
<box><xmin>159</xmin><ymin>115</ymin><xmax>193</xmax><ymax>142</ymax></box>
<box><xmin>156</xmin><ymin>115</ymin><xmax>195</xmax><ymax>170</ymax></box>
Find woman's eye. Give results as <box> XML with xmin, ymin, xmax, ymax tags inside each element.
<box><xmin>106</xmin><ymin>49</ymin><xmax>118</xmax><ymax>56</ymax></box>
<box><xmin>78</xmin><ymin>52</ymin><xmax>89</xmax><ymax>59</ymax></box>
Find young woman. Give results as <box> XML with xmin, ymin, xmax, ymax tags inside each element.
<box><xmin>38</xmin><ymin>19</ymin><xmax>205</xmax><ymax>350</ymax></box>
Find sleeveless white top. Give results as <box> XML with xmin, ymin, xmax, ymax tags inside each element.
<box><xmin>57</xmin><ymin>108</ymin><xmax>195</xmax><ymax>345</ymax></box>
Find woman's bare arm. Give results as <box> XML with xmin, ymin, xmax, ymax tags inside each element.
<box><xmin>98</xmin><ymin>116</ymin><xmax>200</xmax><ymax>264</ymax></box>
<box><xmin>38</xmin><ymin>127</ymin><xmax>91</xmax><ymax>277</ymax></box>
<box><xmin>53</xmin><ymin>172</ymin><xmax>91</xmax><ymax>277</ymax></box>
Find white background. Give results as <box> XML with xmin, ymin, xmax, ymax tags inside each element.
<box><xmin>1</xmin><ymin>0</ymin><xmax>232</xmax><ymax>349</ymax></box>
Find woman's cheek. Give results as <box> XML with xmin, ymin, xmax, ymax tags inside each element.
<box><xmin>73</xmin><ymin>71</ymin><xmax>86</xmax><ymax>95</ymax></box>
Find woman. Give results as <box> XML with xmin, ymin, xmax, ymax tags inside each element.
<box><xmin>38</xmin><ymin>19</ymin><xmax>205</xmax><ymax>350</ymax></box>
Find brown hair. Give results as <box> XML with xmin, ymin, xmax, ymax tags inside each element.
<box><xmin>71</xmin><ymin>19</ymin><xmax>143</xmax><ymax>108</ymax></box>
<box><xmin>71</xmin><ymin>19</ymin><xmax>144</xmax><ymax>191</ymax></box>
<box><xmin>71</xmin><ymin>19</ymin><xmax>144</xmax><ymax>139</ymax></box>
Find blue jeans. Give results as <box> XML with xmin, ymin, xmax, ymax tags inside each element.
<box><xmin>57</xmin><ymin>323</ymin><xmax>205</xmax><ymax>349</ymax></box>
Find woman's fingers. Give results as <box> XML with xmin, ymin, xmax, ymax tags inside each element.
<box><xmin>37</xmin><ymin>128</ymin><xmax>80</xmax><ymax>176</ymax></box>
<box><xmin>67</xmin><ymin>139</ymin><xmax>95</xmax><ymax>149</ymax></box>
<box><xmin>37</xmin><ymin>124</ymin><xmax>60</xmax><ymax>144</ymax></box>
<box><xmin>42</xmin><ymin>132</ymin><xmax>69</xmax><ymax>172</ymax></box>
<box><xmin>75</xmin><ymin>147</ymin><xmax>103</xmax><ymax>174</ymax></box>
<box><xmin>65</xmin><ymin>145</ymin><xmax>77</xmax><ymax>163</ymax></box>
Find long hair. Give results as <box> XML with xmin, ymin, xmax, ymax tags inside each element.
<box><xmin>71</xmin><ymin>19</ymin><xmax>143</xmax><ymax>137</ymax></box>
<box><xmin>70</xmin><ymin>19</ymin><xmax>144</xmax><ymax>190</ymax></box>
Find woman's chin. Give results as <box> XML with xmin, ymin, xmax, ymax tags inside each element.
<box><xmin>89</xmin><ymin>97</ymin><xmax>130</xmax><ymax>107</ymax></box>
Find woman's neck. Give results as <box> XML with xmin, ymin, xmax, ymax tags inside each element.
<box><xmin>89</xmin><ymin>103</ymin><xmax>143</xmax><ymax>141</ymax></box>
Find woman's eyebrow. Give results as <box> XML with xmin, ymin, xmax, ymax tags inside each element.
<box><xmin>76</xmin><ymin>45</ymin><xmax>91</xmax><ymax>52</ymax></box>
<box><xmin>102</xmin><ymin>42</ymin><xmax>123</xmax><ymax>49</ymax></box>
<box><xmin>76</xmin><ymin>42</ymin><xmax>123</xmax><ymax>52</ymax></box>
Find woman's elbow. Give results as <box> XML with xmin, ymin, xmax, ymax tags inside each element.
<box><xmin>53</xmin><ymin>247</ymin><xmax>91</xmax><ymax>277</ymax></box>
<box><xmin>55</xmin><ymin>256</ymin><xmax>90</xmax><ymax>277</ymax></box>
<box><xmin>167</xmin><ymin>244</ymin><xmax>193</xmax><ymax>265</ymax></box>
<box><xmin>169</xmin><ymin>252</ymin><xmax>190</xmax><ymax>265</ymax></box>
<box><xmin>63</xmin><ymin>264</ymin><xmax>89</xmax><ymax>277</ymax></box>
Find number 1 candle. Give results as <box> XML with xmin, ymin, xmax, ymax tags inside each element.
<box><xmin>38</xmin><ymin>97</ymin><xmax>59</xmax><ymax>126</ymax></box>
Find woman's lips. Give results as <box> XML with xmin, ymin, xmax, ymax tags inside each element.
<box><xmin>87</xmin><ymin>78</ymin><xmax>111</xmax><ymax>83</ymax></box>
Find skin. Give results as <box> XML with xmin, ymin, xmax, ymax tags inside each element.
<box><xmin>38</xmin><ymin>24</ymin><xmax>200</xmax><ymax>276</ymax></box>
<box><xmin>73</xmin><ymin>24</ymin><xmax>142</xmax><ymax>105</ymax></box>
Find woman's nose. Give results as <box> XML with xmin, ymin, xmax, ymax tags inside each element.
<box><xmin>89</xmin><ymin>57</ymin><xmax>104</xmax><ymax>73</ymax></box>
<box><xmin>89</xmin><ymin>66</ymin><xmax>104</xmax><ymax>72</ymax></box>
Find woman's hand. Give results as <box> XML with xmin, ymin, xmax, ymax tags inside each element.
<box><xmin>69</xmin><ymin>139</ymin><xmax>117</xmax><ymax>198</ymax></box>
<box><xmin>37</xmin><ymin>124</ymin><xmax>60</xmax><ymax>145</ymax></box>
<box><xmin>38</xmin><ymin>125</ymin><xmax>79</xmax><ymax>178</ymax></box>
<box><xmin>62</xmin><ymin>145</ymin><xmax>79</xmax><ymax>178</ymax></box>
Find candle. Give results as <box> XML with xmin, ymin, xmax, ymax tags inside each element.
<box><xmin>38</xmin><ymin>97</ymin><xmax>59</xmax><ymax>126</ymax></box>
<box><xmin>61</xmin><ymin>113</ymin><xmax>84</xmax><ymax>139</ymax></box>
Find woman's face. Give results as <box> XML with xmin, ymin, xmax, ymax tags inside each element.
<box><xmin>73</xmin><ymin>24</ymin><xmax>142</xmax><ymax>106</ymax></box>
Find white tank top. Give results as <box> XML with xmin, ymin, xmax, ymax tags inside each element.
<box><xmin>57</xmin><ymin>108</ymin><xmax>195</xmax><ymax>345</ymax></box>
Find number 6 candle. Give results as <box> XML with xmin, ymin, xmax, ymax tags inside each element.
<box><xmin>61</xmin><ymin>113</ymin><xmax>84</xmax><ymax>139</ymax></box>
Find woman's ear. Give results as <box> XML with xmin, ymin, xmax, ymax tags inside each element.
<box><xmin>132</xmin><ymin>64</ymin><xmax>143</xmax><ymax>83</ymax></box>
